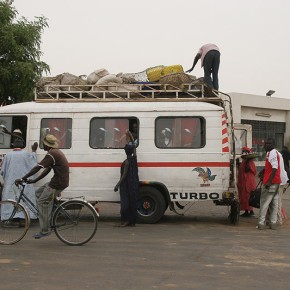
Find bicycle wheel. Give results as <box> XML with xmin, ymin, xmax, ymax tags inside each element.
<box><xmin>52</xmin><ymin>200</ymin><xmax>98</xmax><ymax>246</ymax></box>
<box><xmin>0</xmin><ymin>200</ymin><xmax>30</xmax><ymax>245</ymax></box>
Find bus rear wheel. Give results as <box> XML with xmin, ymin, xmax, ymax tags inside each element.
<box><xmin>137</xmin><ymin>186</ymin><xmax>167</xmax><ymax>224</ymax></box>
<box><xmin>229</xmin><ymin>200</ymin><xmax>240</xmax><ymax>225</ymax></box>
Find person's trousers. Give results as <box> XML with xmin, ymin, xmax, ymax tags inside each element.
<box><xmin>258</xmin><ymin>184</ymin><xmax>279</xmax><ymax>226</ymax></box>
<box><xmin>203</xmin><ymin>50</ymin><xmax>220</xmax><ymax>90</ymax></box>
<box><xmin>35</xmin><ymin>183</ymin><xmax>61</xmax><ymax>233</ymax></box>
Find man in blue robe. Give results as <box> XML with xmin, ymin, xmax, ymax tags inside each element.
<box><xmin>1</xmin><ymin>139</ymin><xmax>38</xmax><ymax>219</ymax></box>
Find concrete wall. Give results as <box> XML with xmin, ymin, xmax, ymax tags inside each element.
<box><xmin>229</xmin><ymin>92</ymin><xmax>290</xmax><ymax>147</ymax></box>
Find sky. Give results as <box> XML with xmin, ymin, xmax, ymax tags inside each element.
<box><xmin>12</xmin><ymin>0</ymin><xmax>290</xmax><ymax>98</ymax></box>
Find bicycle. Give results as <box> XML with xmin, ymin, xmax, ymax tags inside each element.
<box><xmin>0</xmin><ymin>182</ymin><xmax>99</xmax><ymax>245</ymax></box>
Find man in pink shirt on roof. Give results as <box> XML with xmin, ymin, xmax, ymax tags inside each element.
<box><xmin>186</xmin><ymin>43</ymin><xmax>220</xmax><ymax>90</ymax></box>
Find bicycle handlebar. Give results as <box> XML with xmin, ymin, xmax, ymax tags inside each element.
<box><xmin>14</xmin><ymin>179</ymin><xmax>27</xmax><ymax>187</ymax></box>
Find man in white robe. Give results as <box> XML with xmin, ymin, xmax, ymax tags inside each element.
<box><xmin>0</xmin><ymin>139</ymin><xmax>38</xmax><ymax>219</ymax></box>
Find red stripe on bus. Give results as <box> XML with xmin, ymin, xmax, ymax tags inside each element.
<box><xmin>222</xmin><ymin>137</ymin><xmax>228</xmax><ymax>144</ymax></box>
<box><xmin>69</xmin><ymin>162</ymin><xmax>230</xmax><ymax>168</ymax></box>
<box><xmin>222</xmin><ymin>128</ymin><xmax>227</xmax><ymax>135</ymax></box>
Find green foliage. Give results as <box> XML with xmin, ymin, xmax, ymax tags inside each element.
<box><xmin>0</xmin><ymin>0</ymin><xmax>49</xmax><ymax>104</ymax></box>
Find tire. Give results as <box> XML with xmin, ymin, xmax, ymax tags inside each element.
<box><xmin>229</xmin><ymin>201</ymin><xmax>240</xmax><ymax>225</ymax></box>
<box><xmin>52</xmin><ymin>200</ymin><xmax>98</xmax><ymax>246</ymax></box>
<box><xmin>0</xmin><ymin>200</ymin><xmax>30</xmax><ymax>245</ymax></box>
<box><xmin>137</xmin><ymin>186</ymin><xmax>167</xmax><ymax>224</ymax></box>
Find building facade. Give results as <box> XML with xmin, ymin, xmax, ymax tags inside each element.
<box><xmin>230</xmin><ymin>92</ymin><xmax>290</xmax><ymax>165</ymax></box>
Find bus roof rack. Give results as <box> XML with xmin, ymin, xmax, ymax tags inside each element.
<box><xmin>35</xmin><ymin>83</ymin><xmax>223</xmax><ymax>103</ymax></box>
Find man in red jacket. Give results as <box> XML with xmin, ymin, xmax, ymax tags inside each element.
<box><xmin>258</xmin><ymin>138</ymin><xmax>281</xmax><ymax>230</ymax></box>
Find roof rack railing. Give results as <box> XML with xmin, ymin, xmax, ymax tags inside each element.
<box><xmin>35</xmin><ymin>83</ymin><xmax>221</xmax><ymax>101</ymax></box>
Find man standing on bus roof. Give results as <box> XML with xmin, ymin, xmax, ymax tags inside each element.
<box><xmin>15</xmin><ymin>134</ymin><xmax>69</xmax><ymax>239</ymax></box>
<box><xmin>186</xmin><ymin>43</ymin><xmax>220</xmax><ymax>90</ymax></box>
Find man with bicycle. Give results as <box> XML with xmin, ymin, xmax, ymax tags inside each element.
<box><xmin>16</xmin><ymin>134</ymin><xmax>69</xmax><ymax>239</ymax></box>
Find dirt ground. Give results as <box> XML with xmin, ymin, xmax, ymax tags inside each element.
<box><xmin>1</xmin><ymin>191</ymin><xmax>290</xmax><ymax>290</ymax></box>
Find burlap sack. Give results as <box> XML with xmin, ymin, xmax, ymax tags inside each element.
<box><xmin>159</xmin><ymin>72</ymin><xmax>192</xmax><ymax>89</ymax></box>
<box><xmin>60</xmin><ymin>73</ymin><xmax>87</xmax><ymax>91</ymax></box>
<box><xmin>36</xmin><ymin>75</ymin><xmax>62</xmax><ymax>91</ymax></box>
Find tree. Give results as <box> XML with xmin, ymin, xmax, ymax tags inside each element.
<box><xmin>0</xmin><ymin>0</ymin><xmax>49</xmax><ymax>104</ymax></box>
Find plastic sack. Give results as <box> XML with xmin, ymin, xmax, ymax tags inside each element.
<box><xmin>146</xmin><ymin>66</ymin><xmax>164</xmax><ymax>82</ymax></box>
<box><xmin>119</xmin><ymin>71</ymin><xmax>149</xmax><ymax>83</ymax></box>
<box><xmin>161</xmin><ymin>65</ymin><xmax>184</xmax><ymax>76</ymax></box>
<box><xmin>96</xmin><ymin>74</ymin><xmax>123</xmax><ymax>85</ymax></box>
<box><xmin>87</xmin><ymin>69</ymin><xmax>109</xmax><ymax>84</ymax></box>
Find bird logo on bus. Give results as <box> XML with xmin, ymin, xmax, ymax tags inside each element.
<box><xmin>192</xmin><ymin>167</ymin><xmax>217</xmax><ymax>187</ymax></box>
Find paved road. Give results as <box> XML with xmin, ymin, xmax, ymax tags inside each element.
<box><xmin>1</xmin><ymin>194</ymin><xmax>290</xmax><ymax>290</ymax></box>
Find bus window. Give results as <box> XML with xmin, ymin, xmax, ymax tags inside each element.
<box><xmin>90</xmin><ymin>117</ymin><xmax>138</xmax><ymax>149</ymax></box>
<box><xmin>155</xmin><ymin>117</ymin><xmax>205</xmax><ymax>148</ymax></box>
<box><xmin>0</xmin><ymin>115</ymin><xmax>28</xmax><ymax>148</ymax></box>
<box><xmin>40</xmin><ymin>118</ymin><xmax>72</xmax><ymax>149</ymax></box>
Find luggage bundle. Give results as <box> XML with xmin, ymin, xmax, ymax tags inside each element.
<box><xmin>37</xmin><ymin>64</ymin><xmax>197</xmax><ymax>93</ymax></box>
